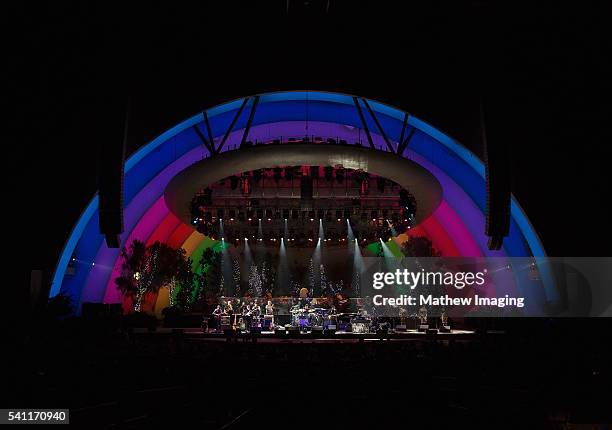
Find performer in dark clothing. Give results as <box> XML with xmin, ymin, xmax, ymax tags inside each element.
<box><xmin>212</xmin><ymin>304</ymin><xmax>223</xmax><ymax>331</ymax></box>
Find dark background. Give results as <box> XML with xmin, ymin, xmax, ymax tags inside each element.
<box><xmin>8</xmin><ymin>1</ymin><xmax>611</xmax><ymax>290</ymax></box>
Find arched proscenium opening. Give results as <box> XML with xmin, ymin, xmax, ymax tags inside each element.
<box><xmin>165</xmin><ymin>144</ymin><xmax>443</xmax><ymax>226</ymax></box>
<box><xmin>50</xmin><ymin>91</ymin><xmax>555</xmax><ymax>313</ymax></box>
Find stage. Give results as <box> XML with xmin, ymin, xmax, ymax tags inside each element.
<box><xmin>129</xmin><ymin>327</ymin><xmax>480</xmax><ymax>343</ymax></box>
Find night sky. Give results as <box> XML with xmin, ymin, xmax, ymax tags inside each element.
<box><xmin>9</xmin><ymin>1</ymin><xmax>611</xmax><ymax>291</ymax></box>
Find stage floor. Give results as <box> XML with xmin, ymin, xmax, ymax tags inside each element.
<box><xmin>130</xmin><ymin>327</ymin><xmax>481</xmax><ymax>342</ymax></box>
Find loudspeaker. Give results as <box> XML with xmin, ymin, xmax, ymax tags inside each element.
<box><xmin>300</xmin><ymin>177</ymin><xmax>313</xmax><ymax>201</ymax></box>
<box><xmin>482</xmin><ymin>100</ymin><xmax>511</xmax><ymax>250</ymax></box>
<box><xmin>98</xmin><ymin>98</ymin><xmax>128</xmax><ymax>248</ymax></box>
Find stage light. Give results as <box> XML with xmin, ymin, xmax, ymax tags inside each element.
<box><xmin>92</xmin><ymin>262</ymin><xmax>95</xmax><ymax>266</ymax></box>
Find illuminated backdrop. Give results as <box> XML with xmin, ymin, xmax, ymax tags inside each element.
<box><xmin>50</xmin><ymin>91</ymin><xmax>552</xmax><ymax>312</ymax></box>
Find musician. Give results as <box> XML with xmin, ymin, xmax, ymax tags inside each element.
<box><xmin>212</xmin><ymin>304</ymin><xmax>223</xmax><ymax>332</ymax></box>
<box><xmin>265</xmin><ymin>300</ymin><xmax>274</xmax><ymax>316</ymax></box>
<box><xmin>239</xmin><ymin>301</ymin><xmax>251</xmax><ymax>330</ymax></box>
<box><xmin>418</xmin><ymin>305</ymin><xmax>428</xmax><ymax>325</ymax></box>
<box><xmin>329</xmin><ymin>304</ymin><xmax>337</xmax><ymax>315</ymax></box>
<box><xmin>240</xmin><ymin>301</ymin><xmax>250</xmax><ymax>315</ymax></box>
<box><xmin>440</xmin><ymin>309</ymin><xmax>449</xmax><ymax>327</ymax></box>
<box><xmin>398</xmin><ymin>306</ymin><xmax>408</xmax><ymax>326</ymax></box>
<box><xmin>264</xmin><ymin>300</ymin><xmax>274</xmax><ymax>327</ymax></box>
<box><xmin>250</xmin><ymin>301</ymin><xmax>261</xmax><ymax>317</ymax></box>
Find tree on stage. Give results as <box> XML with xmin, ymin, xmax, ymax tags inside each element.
<box><xmin>197</xmin><ymin>247</ymin><xmax>223</xmax><ymax>301</ymax></box>
<box><xmin>115</xmin><ymin>240</ymin><xmax>197</xmax><ymax>313</ymax></box>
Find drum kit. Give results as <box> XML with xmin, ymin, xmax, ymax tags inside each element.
<box><xmin>291</xmin><ymin>306</ymin><xmax>328</xmax><ymax>329</ymax></box>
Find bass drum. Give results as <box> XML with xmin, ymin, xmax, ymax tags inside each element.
<box><xmin>298</xmin><ymin>313</ymin><xmax>310</xmax><ymax>328</ymax></box>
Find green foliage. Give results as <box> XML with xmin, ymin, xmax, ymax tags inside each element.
<box><xmin>115</xmin><ymin>239</ymin><xmax>147</xmax><ymax>297</ymax></box>
<box><xmin>115</xmin><ymin>240</ymin><xmax>199</xmax><ymax>312</ymax></box>
<box><xmin>197</xmin><ymin>247</ymin><xmax>223</xmax><ymax>300</ymax></box>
